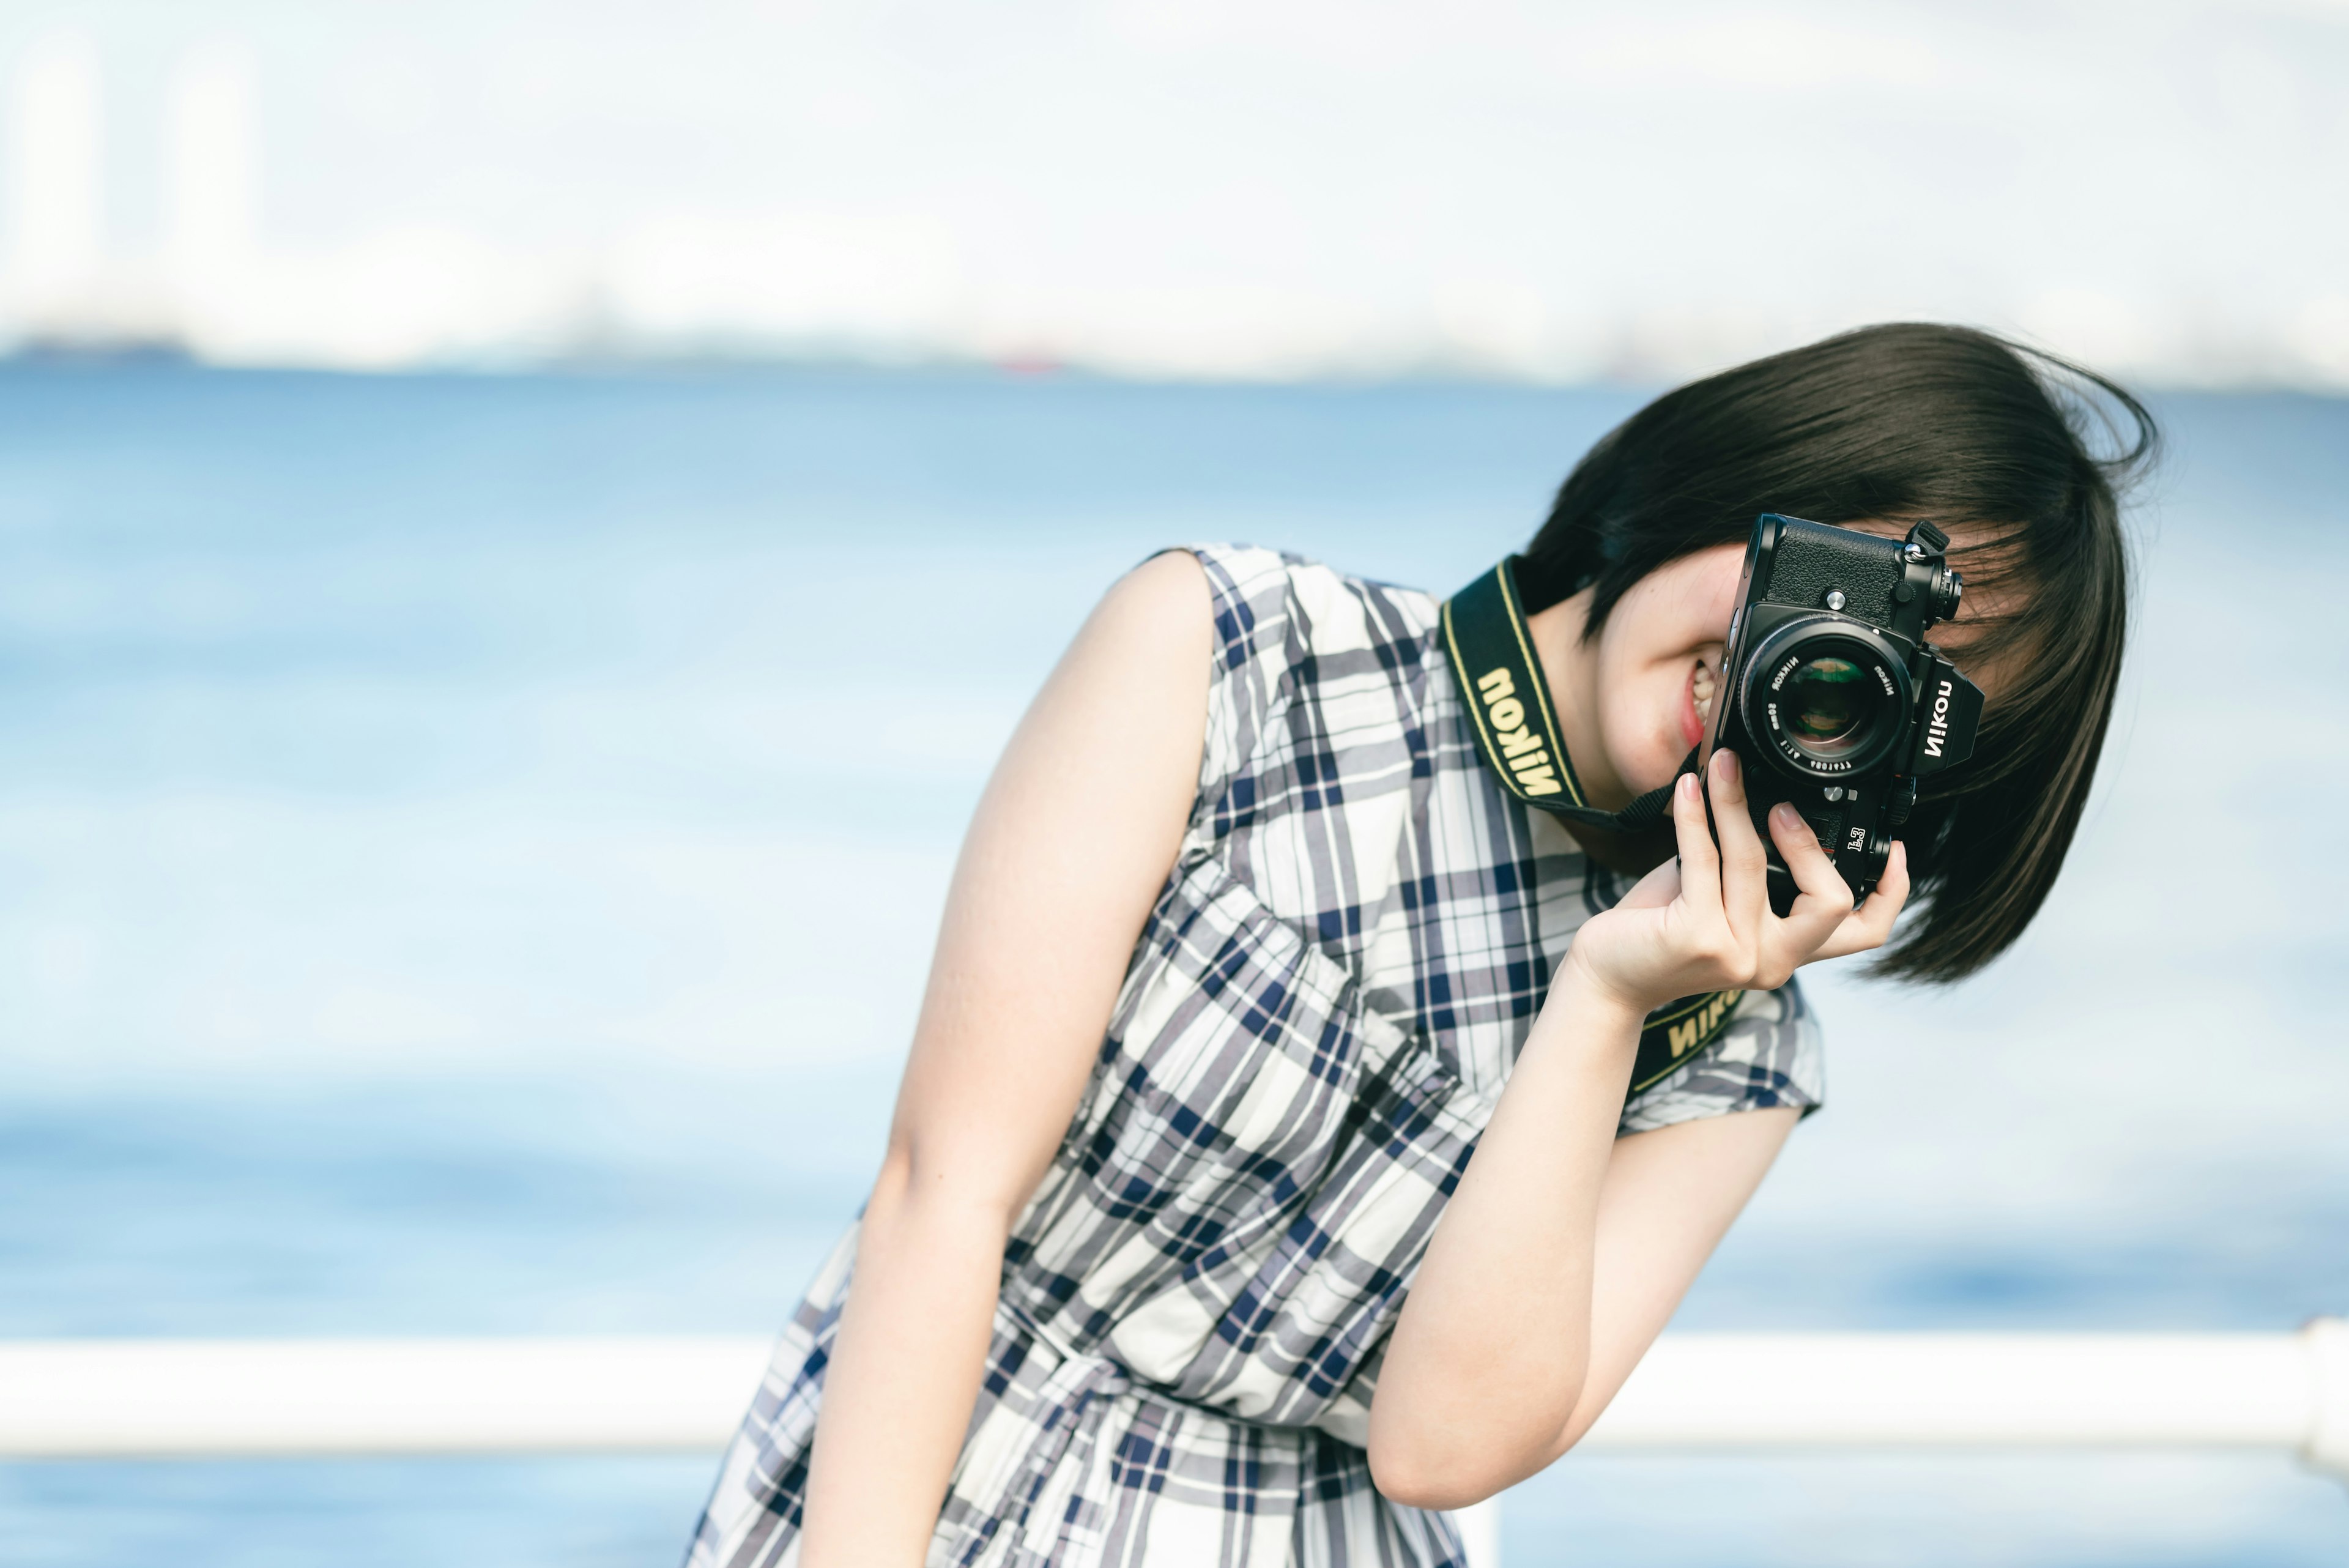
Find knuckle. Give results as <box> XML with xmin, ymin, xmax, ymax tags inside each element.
<box><xmin>1702</xmin><ymin>942</ymin><xmax>1756</xmax><ymax>983</ymax></box>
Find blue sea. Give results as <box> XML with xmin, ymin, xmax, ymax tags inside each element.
<box><xmin>0</xmin><ymin>364</ymin><xmax>2343</xmax><ymax>1566</ymax></box>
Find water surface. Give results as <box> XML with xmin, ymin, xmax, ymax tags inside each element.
<box><xmin>0</xmin><ymin>365</ymin><xmax>2343</xmax><ymax>1564</ymax></box>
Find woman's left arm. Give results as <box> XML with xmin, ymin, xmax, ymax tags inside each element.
<box><xmin>1369</xmin><ymin>751</ymin><xmax>1906</xmax><ymax>1508</ymax></box>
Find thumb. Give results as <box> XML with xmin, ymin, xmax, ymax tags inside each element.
<box><xmin>1614</xmin><ymin>856</ymin><xmax>1683</xmax><ymax>912</ymax></box>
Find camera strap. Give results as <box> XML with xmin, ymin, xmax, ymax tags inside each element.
<box><xmin>1441</xmin><ymin>557</ymin><xmax>1742</xmax><ymax>1091</ymax></box>
<box><xmin>1440</xmin><ymin>557</ymin><xmax>1694</xmax><ymax>834</ymax></box>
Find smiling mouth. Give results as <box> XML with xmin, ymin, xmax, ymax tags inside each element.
<box><xmin>1680</xmin><ymin>659</ymin><xmax>1718</xmax><ymax>749</ymax></box>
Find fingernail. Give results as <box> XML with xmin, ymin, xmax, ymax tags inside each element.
<box><xmin>1772</xmin><ymin>802</ymin><xmax>1800</xmax><ymax>828</ymax></box>
<box><xmin>1716</xmin><ymin>748</ymin><xmax>1740</xmax><ymax>781</ymax></box>
<box><xmin>1677</xmin><ymin>772</ymin><xmax>1697</xmax><ymax>801</ymax></box>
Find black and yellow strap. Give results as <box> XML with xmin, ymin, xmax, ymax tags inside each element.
<box><xmin>1628</xmin><ymin>987</ymin><xmax>1745</xmax><ymax>1092</ymax></box>
<box><xmin>1440</xmin><ymin>559</ymin><xmax>1687</xmax><ymax>835</ymax></box>
<box><xmin>1442</xmin><ymin>556</ymin><xmax>1743</xmax><ymax>1085</ymax></box>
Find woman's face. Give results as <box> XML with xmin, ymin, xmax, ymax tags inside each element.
<box><xmin>1579</xmin><ymin>543</ymin><xmax>1744</xmax><ymax>801</ymax></box>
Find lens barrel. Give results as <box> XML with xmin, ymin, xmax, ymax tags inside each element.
<box><xmin>1739</xmin><ymin>619</ymin><xmax>1912</xmax><ymax>779</ymax></box>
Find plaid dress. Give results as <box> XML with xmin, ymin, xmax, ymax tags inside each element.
<box><xmin>687</xmin><ymin>545</ymin><xmax>1824</xmax><ymax>1568</ymax></box>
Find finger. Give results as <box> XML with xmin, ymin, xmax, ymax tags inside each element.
<box><xmin>1764</xmin><ymin>800</ymin><xmax>1855</xmax><ymax>960</ymax></box>
<box><xmin>1813</xmin><ymin>838</ymin><xmax>1912</xmax><ymax>960</ymax></box>
<box><xmin>1667</xmin><ymin>768</ymin><xmax>1723</xmax><ymax>921</ymax></box>
<box><xmin>1704</xmin><ymin>749</ymin><xmax>1768</xmax><ymax>941</ymax></box>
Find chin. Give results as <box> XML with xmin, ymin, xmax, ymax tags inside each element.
<box><xmin>1603</xmin><ymin>704</ymin><xmax>1689</xmax><ymax>798</ymax></box>
<box><xmin>1619</xmin><ymin>741</ymin><xmax>1680</xmax><ymax>797</ymax></box>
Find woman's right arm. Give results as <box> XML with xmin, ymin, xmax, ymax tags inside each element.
<box><xmin>797</xmin><ymin>551</ymin><xmax>1212</xmax><ymax>1568</ymax></box>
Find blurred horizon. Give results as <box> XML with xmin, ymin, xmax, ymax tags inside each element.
<box><xmin>2</xmin><ymin>1</ymin><xmax>2347</xmax><ymax>386</ymax></box>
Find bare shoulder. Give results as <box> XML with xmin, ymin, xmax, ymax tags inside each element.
<box><xmin>1095</xmin><ymin>549</ymin><xmax>1212</xmax><ymax>643</ymax></box>
<box><xmin>1048</xmin><ymin>551</ymin><xmax>1213</xmax><ymax>708</ymax></box>
<box><xmin>1006</xmin><ymin>550</ymin><xmax>1213</xmax><ymax>786</ymax></box>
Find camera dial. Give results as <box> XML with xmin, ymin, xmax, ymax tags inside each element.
<box><xmin>1930</xmin><ymin>567</ymin><xmax>1964</xmax><ymax>620</ymax></box>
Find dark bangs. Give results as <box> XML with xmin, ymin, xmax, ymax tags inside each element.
<box><xmin>1522</xmin><ymin>322</ymin><xmax>2156</xmax><ymax>983</ymax></box>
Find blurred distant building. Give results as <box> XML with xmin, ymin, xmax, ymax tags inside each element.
<box><xmin>0</xmin><ymin>35</ymin><xmax>262</xmax><ymax>356</ymax></box>
<box><xmin>1</xmin><ymin>32</ymin><xmax>205</xmax><ymax>353</ymax></box>
<box><xmin>4</xmin><ymin>34</ymin><xmax>107</xmax><ymax>335</ymax></box>
<box><xmin>0</xmin><ymin>12</ymin><xmax>2343</xmax><ymax>385</ymax></box>
<box><xmin>166</xmin><ymin>47</ymin><xmax>259</xmax><ymax>343</ymax></box>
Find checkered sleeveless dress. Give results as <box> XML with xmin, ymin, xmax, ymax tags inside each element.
<box><xmin>686</xmin><ymin>545</ymin><xmax>1824</xmax><ymax>1568</ymax></box>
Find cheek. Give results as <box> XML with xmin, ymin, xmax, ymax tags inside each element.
<box><xmin>1590</xmin><ymin>639</ymin><xmax>1696</xmax><ymax>782</ymax></box>
<box><xmin>1591</xmin><ymin>551</ymin><xmax>1743</xmax><ymax>778</ymax></box>
<box><xmin>1675</xmin><ymin>549</ymin><xmax>1746</xmax><ymax>635</ymax></box>
<box><xmin>1611</xmin><ymin>548</ymin><xmax>1745</xmax><ymax>654</ymax></box>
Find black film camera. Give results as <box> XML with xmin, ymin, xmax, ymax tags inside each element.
<box><xmin>1705</xmin><ymin>513</ymin><xmax>1984</xmax><ymax>913</ymax></box>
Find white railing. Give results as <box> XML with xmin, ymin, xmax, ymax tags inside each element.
<box><xmin>2</xmin><ymin>1326</ymin><xmax>2340</xmax><ymax>1568</ymax></box>
<box><xmin>1</xmin><ymin>1325</ymin><xmax>2342</xmax><ymax>1470</ymax></box>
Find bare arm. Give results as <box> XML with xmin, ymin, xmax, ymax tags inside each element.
<box><xmin>1370</xmin><ymin>750</ymin><xmax>1909</xmax><ymax>1507</ymax></box>
<box><xmin>1369</xmin><ymin>990</ymin><xmax>1797</xmax><ymax>1509</ymax></box>
<box><xmin>798</xmin><ymin>552</ymin><xmax>1211</xmax><ymax>1567</ymax></box>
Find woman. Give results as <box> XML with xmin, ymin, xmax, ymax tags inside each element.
<box><xmin>686</xmin><ymin>323</ymin><xmax>2151</xmax><ymax>1566</ymax></box>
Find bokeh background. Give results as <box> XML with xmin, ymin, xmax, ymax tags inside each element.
<box><xmin>0</xmin><ymin>4</ymin><xmax>2344</xmax><ymax>1566</ymax></box>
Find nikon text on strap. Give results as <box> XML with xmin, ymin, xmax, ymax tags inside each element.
<box><xmin>1440</xmin><ymin>559</ymin><xmax>1689</xmax><ymax>836</ymax></box>
<box><xmin>1441</xmin><ymin>557</ymin><xmax>1742</xmax><ymax>1091</ymax></box>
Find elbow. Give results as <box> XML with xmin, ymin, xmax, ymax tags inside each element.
<box><xmin>1366</xmin><ymin>1377</ymin><xmax>1588</xmax><ymax>1510</ymax></box>
<box><xmin>1367</xmin><ymin>1445</ymin><xmax>1493</xmax><ymax>1514</ymax></box>
<box><xmin>1367</xmin><ymin>1419</ymin><xmax>1553</xmax><ymax>1513</ymax></box>
<box><xmin>1371</xmin><ymin>1438</ymin><xmax>1512</xmax><ymax>1523</ymax></box>
<box><xmin>866</xmin><ymin>1137</ymin><xmax>1021</xmax><ymax>1239</ymax></box>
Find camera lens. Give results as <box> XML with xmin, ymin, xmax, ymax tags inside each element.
<box><xmin>1784</xmin><ymin>653</ymin><xmax>1877</xmax><ymax>757</ymax></box>
<box><xmin>1742</xmin><ymin>619</ymin><xmax>1912</xmax><ymax>780</ymax></box>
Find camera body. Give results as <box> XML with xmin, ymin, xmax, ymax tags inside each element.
<box><xmin>1705</xmin><ymin>513</ymin><xmax>1984</xmax><ymax>913</ymax></box>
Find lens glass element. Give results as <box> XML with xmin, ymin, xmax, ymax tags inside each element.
<box><xmin>1743</xmin><ymin>621</ymin><xmax>1909</xmax><ymax>779</ymax></box>
<box><xmin>1784</xmin><ymin>654</ymin><xmax>1877</xmax><ymax>758</ymax></box>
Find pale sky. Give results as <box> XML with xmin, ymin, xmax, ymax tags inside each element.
<box><xmin>2</xmin><ymin>0</ymin><xmax>2346</xmax><ymax>380</ymax></box>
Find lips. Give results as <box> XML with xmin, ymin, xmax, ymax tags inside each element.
<box><xmin>1680</xmin><ymin>660</ymin><xmax>1716</xmax><ymax>748</ymax></box>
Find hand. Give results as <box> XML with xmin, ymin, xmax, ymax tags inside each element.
<box><xmin>1564</xmin><ymin>749</ymin><xmax>1910</xmax><ymax>1016</ymax></box>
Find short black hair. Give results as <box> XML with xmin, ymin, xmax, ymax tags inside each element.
<box><xmin>1521</xmin><ymin>322</ymin><xmax>2154</xmax><ymax>983</ymax></box>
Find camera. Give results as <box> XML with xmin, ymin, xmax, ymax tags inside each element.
<box><xmin>1704</xmin><ymin>513</ymin><xmax>1984</xmax><ymax>913</ymax></box>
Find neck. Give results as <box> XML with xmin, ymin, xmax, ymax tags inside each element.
<box><xmin>1523</xmin><ymin>589</ymin><xmax>1627</xmax><ymax>811</ymax></box>
<box><xmin>1524</xmin><ymin>590</ymin><xmax>1672</xmax><ymax>875</ymax></box>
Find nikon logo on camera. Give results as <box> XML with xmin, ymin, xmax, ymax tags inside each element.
<box><xmin>1924</xmin><ymin>678</ymin><xmax>1955</xmax><ymax>759</ymax></box>
<box><xmin>1475</xmin><ymin>667</ymin><xmax>1563</xmax><ymax>797</ymax></box>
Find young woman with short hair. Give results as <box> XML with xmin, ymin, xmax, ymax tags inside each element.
<box><xmin>686</xmin><ymin>322</ymin><xmax>2153</xmax><ymax>1567</ymax></box>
